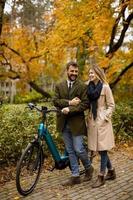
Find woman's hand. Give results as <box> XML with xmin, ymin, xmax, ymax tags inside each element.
<box><xmin>61</xmin><ymin>107</ymin><xmax>69</xmax><ymax>114</ymax></box>
<box><xmin>69</xmin><ymin>97</ymin><xmax>81</xmax><ymax>106</ymax></box>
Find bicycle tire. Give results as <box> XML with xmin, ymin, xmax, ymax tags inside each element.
<box><xmin>16</xmin><ymin>142</ymin><xmax>43</xmax><ymax>196</ymax></box>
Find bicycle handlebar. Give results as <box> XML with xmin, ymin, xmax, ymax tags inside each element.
<box><xmin>27</xmin><ymin>103</ymin><xmax>59</xmax><ymax>113</ymax></box>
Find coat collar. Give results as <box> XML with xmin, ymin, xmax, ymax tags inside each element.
<box><xmin>65</xmin><ymin>79</ymin><xmax>79</xmax><ymax>87</ymax></box>
<box><xmin>60</xmin><ymin>79</ymin><xmax>79</xmax><ymax>96</ymax></box>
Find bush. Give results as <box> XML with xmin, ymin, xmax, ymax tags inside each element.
<box><xmin>112</xmin><ymin>101</ymin><xmax>133</xmax><ymax>143</ymax></box>
<box><xmin>0</xmin><ymin>103</ymin><xmax>61</xmax><ymax>165</ymax></box>
<box><xmin>0</xmin><ymin>104</ymin><xmax>38</xmax><ymax>164</ymax></box>
<box><xmin>14</xmin><ymin>90</ymin><xmax>44</xmax><ymax>104</ymax></box>
<box><xmin>0</xmin><ymin>101</ymin><xmax>132</xmax><ymax>165</ymax></box>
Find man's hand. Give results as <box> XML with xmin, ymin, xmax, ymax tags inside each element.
<box><xmin>69</xmin><ymin>97</ymin><xmax>81</xmax><ymax>106</ymax></box>
<box><xmin>61</xmin><ymin>107</ymin><xmax>70</xmax><ymax>114</ymax></box>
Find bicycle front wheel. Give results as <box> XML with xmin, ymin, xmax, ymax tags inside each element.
<box><xmin>16</xmin><ymin>142</ymin><xmax>43</xmax><ymax>196</ymax></box>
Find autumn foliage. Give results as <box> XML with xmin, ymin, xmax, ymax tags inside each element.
<box><xmin>0</xmin><ymin>0</ymin><xmax>133</xmax><ymax>98</ymax></box>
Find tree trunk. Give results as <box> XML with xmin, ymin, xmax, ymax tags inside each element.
<box><xmin>0</xmin><ymin>0</ymin><xmax>6</xmax><ymax>36</ymax></box>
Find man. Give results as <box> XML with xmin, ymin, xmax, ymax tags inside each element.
<box><xmin>53</xmin><ymin>61</ymin><xmax>94</xmax><ymax>186</ymax></box>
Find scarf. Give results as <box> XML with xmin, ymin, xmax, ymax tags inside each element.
<box><xmin>87</xmin><ymin>80</ymin><xmax>103</xmax><ymax>120</ymax></box>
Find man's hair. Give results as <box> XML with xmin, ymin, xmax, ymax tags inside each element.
<box><xmin>66</xmin><ymin>61</ymin><xmax>79</xmax><ymax>70</ymax></box>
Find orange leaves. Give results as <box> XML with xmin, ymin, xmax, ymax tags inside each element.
<box><xmin>1</xmin><ymin>24</ymin><xmax>47</xmax><ymax>82</ymax></box>
<box><xmin>45</xmin><ymin>0</ymin><xmax>133</xmax><ymax>88</ymax></box>
<box><xmin>98</xmin><ymin>57</ymin><xmax>110</xmax><ymax>69</ymax></box>
<box><xmin>1</xmin><ymin>0</ymin><xmax>132</xmax><ymax>92</ymax></box>
<box><xmin>51</xmin><ymin>0</ymin><xmax>115</xmax><ymax>60</ymax></box>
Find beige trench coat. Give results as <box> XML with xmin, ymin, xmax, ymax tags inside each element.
<box><xmin>87</xmin><ymin>84</ymin><xmax>115</xmax><ymax>151</ymax></box>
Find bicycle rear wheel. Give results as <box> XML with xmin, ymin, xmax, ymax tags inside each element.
<box><xmin>16</xmin><ymin>142</ymin><xmax>43</xmax><ymax>196</ymax></box>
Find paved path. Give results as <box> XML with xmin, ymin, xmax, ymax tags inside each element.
<box><xmin>0</xmin><ymin>149</ymin><xmax>133</xmax><ymax>200</ymax></box>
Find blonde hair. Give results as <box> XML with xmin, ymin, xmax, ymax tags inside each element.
<box><xmin>90</xmin><ymin>65</ymin><xmax>108</xmax><ymax>84</ymax></box>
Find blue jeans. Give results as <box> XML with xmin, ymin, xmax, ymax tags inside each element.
<box><xmin>99</xmin><ymin>151</ymin><xmax>112</xmax><ymax>174</ymax></box>
<box><xmin>62</xmin><ymin>125</ymin><xmax>91</xmax><ymax>177</ymax></box>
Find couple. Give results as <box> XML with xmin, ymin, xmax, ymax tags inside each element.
<box><xmin>53</xmin><ymin>61</ymin><xmax>116</xmax><ymax>188</ymax></box>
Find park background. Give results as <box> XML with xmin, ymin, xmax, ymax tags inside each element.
<box><xmin>0</xmin><ymin>0</ymin><xmax>133</xmax><ymax>184</ymax></box>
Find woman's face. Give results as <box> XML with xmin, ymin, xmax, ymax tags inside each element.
<box><xmin>89</xmin><ymin>69</ymin><xmax>98</xmax><ymax>82</ymax></box>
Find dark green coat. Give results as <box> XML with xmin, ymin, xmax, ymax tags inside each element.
<box><xmin>53</xmin><ymin>79</ymin><xmax>89</xmax><ymax>136</ymax></box>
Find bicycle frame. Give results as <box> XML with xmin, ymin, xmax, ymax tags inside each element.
<box><xmin>29</xmin><ymin>103</ymin><xmax>70</xmax><ymax>170</ymax></box>
<box><xmin>16</xmin><ymin>103</ymin><xmax>86</xmax><ymax>196</ymax></box>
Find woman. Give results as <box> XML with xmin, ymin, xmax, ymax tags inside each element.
<box><xmin>87</xmin><ymin>65</ymin><xmax>116</xmax><ymax>188</ymax></box>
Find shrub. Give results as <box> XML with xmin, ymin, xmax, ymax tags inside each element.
<box><xmin>14</xmin><ymin>90</ymin><xmax>44</xmax><ymax>104</ymax></box>
<box><xmin>0</xmin><ymin>104</ymin><xmax>39</xmax><ymax>164</ymax></box>
<box><xmin>112</xmin><ymin>101</ymin><xmax>133</xmax><ymax>143</ymax></box>
<box><xmin>0</xmin><ymin>103</ymin><xmax>61</xmax><ymax>165</ymax></box>
<box><xmin>0</xmin><ymin>101</ymin><xmax>132</xmax><ymax>165</ymax></box>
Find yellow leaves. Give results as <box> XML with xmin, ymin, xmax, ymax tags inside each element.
<box><xmin>1</xmin><ymin>0</ymin><xmax>132</xmax><ymax>90</ymax></box>
<box><xmin>123</xmin><ymin>143</ymin><xmax>128</xmax><ymax>148</ymax></box>
<box><xmin>47</xmin><ymin>0</ymin><xmax>132</xmax><ymax>84</ymax></box>
<box><xmin>1</xmin><ymin>24</ymin><xmax>49</xmax><ymax>83</ymax></box>
<box><xmin>14</xmin><ymin>197</ymin><xmax>20</xmax><ymax>200</ymax></box>
<box><xmin>55</xmin><ymin>0</ymin><xmax>95</xmax><ymax>37</ymax></box>
<box><xmin>52</xmin><ymin>0</ymin><xmax>116</xmax><ymax>60</ymax></box>
<box><xmin>28</xmin><ymin>59</ymin><xmax>43</xmax><ymax>79</ymax></box>
<box><xmin>98</xmin><ymin>57</ymin><xmax>110</xmax><ymax>69</ymax></box>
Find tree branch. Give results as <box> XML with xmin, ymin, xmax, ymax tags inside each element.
<box><xmin>110</xmin><ymin>62</ymin><xmax>133</xmax><ymax>89</ymax></box>
<box><xmin>0</xmin><ymin>41</ymin><xmax>43</xmax><ymax>64</ymax></box>
<box><xmin>0</xmin><ymin>43</ymin><xmax>51</xmax><ymax>98</ymax></box>
<box><xmin>106</xmin><ymin>1</ymin><xmax>133</xmax><ymax>57</ymax></box>
<box><xmin>109</xmin><ymin>0</ymin><xmax>127</xmax><ymax>50</ymax></box>
<box><xmin>29</xmin><ymin>81</ymin><xmax>51</xmax><ymax>98</ymax></box>
<box><xmin>0</xmin><ymin>42</ymin><xmax>27</xmax><ymax>63</ymax></box>
<box><xmin>28</xmin><ymin>54</ymin><xmax>42</xmax><ymax>62</ymax></box>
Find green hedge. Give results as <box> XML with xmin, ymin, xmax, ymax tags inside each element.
<box><xmin>0</xmin><ymin>101</ymin><xmax>132</xmax><ymax>164</ymax></box>
<box><xmin>0</xmin><ymin>103</ymin><xmax>60</xmax><ymax>165</ymax></box>
<box><xmin>112</xmin><ymin>101</ymin><xmax>133</xmax><ymax>143</ymax></box>
<box><xmin>14</xmin><ymin>90</ymin><xmax>44</xmax><ymax>104</ymax></box>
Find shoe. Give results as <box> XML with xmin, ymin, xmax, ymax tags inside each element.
<box><xmin>62</xmin><ymin>176</ymin><xmax>81</xmax><ymax>186</ymax></box>
<box><xmin>105</xmin><ymin>168</ymin><xmax>116</xmax><ymax>180</ymax></box>
<box><xmin>92</xmin><ymin>175</ymin><xmax>105</xmax><ymax>188</ymax></box>
<box><xmin>83</xmin><ymin>165</ymin><xmax>94</xmax><ymax>182</ymax></box>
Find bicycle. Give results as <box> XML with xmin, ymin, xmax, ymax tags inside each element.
<box><xmin>16</xmin><ymin>103</ymin><xmax>90</xmax><ymax>196</ymax></box>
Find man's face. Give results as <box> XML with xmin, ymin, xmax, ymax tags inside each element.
<box><xmin>67</xmin><ymin>65</ymin><xmax>79</xmax><ymax>81</ymax></box>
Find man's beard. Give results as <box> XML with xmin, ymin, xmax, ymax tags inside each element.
<box><xmin>68</xmin><ymin>75</ymin><xmax>78</xmax><ymax>81</ymax></box>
